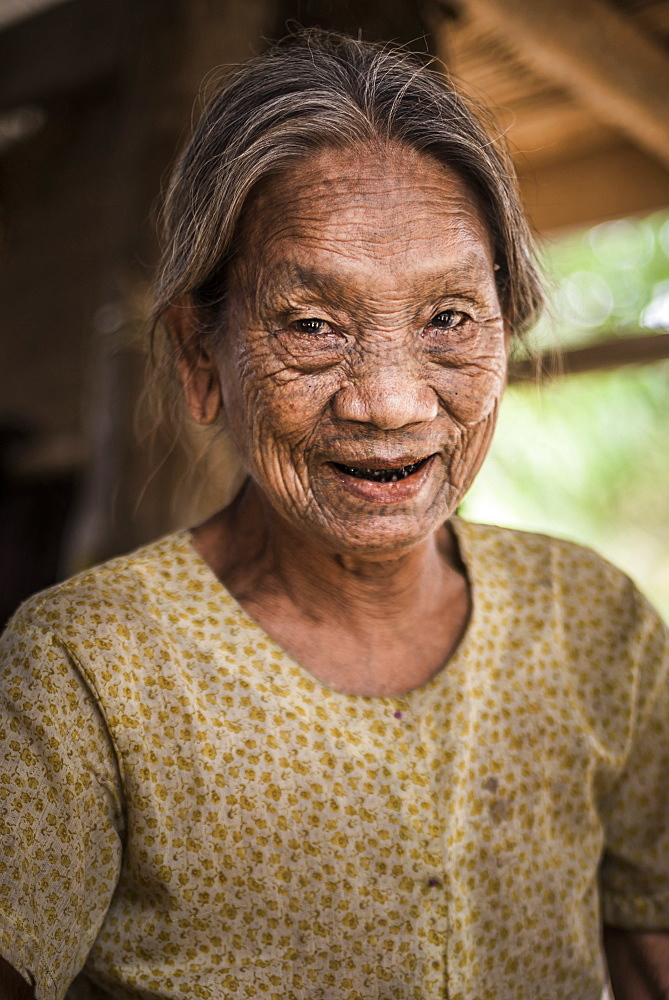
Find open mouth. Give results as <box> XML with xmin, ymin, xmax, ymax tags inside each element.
<box><xmin>331</xmin><ymin>456</ymin><xmax>432</xmax><ymax>483</ymax></box>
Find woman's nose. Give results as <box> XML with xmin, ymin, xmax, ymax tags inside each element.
<box><xmin>331</xmin><ymin>364</ymin><xmax>439</xmax><ymax>430</ymax></box>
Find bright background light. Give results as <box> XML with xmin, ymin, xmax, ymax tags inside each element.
<box><xmin>461</xmin><ymin>211</ymin><xmax>669</xmax><ymax>621</ymax></box>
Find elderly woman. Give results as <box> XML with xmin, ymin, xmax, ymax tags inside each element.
<box><xmin>1</xmin><ymin>29</ymin><xmax>668</xmax><ymax>1000</ymax></box>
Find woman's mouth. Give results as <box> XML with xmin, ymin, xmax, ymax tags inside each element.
<box><xmin>331</xmin><ymin>457</ymin><xmax>431</xmax><ymax>482</ymax></box>
<box><xmin>328</xmin><ymin>455</ymin><xmax>436</xmax><ymax>503</ymax></box>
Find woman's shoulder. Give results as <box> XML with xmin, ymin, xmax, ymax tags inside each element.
<box><xmin>453</xmin><ymin>515</ymin><xmax>644</xmax><ymax>604</ymax></box>
<box><xmin>1</xmin><ymin>530</ymin><xmax>224</xmax><ymax>741</ymax></box>
<box><xmin>4</xmin><ymin>530</ymin><xmax>200</xmax><ymax>641</ymax></box>
<box><xmin>454</xmin><ymin>515</ymin><xmax>666</xmax><ymax>653</ymax></box>
<box><xmin>454</xmin><ymin>517</ymin><xmax>668</xmax><ymax>741</ymax></box>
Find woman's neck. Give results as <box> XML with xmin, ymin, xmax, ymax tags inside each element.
<box><xmin>190</xmin><ymin>480</ymin><xmax>470</xmax><ymax>696</ymax></box>
<box><xmin>196</xmin><ymin>480</ymin><xmax>459</xmax><ymax>614</ymax></box>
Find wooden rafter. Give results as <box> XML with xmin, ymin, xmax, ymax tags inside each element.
<box><xmin>517</xmin><ymin>139</ymin><xmax>669</xmax><ymax>233</ymax></box>
<box><xmin>459</xmin><ymin>0</ymin><xmax>669</xmax><ymax>169</ymax></box>
<box><xmin>509</xmin><ymin>331</ymin><xmax>669</xmax><ymax>383</ymax></box>
<box><xmin>0</xmin><ymin>0</ymin><xmax>124</xmax><ymax>111</ymax></box>
<box><xmin>0</xmin><ymin>0</ymin><xmax>67</xmax><ymax>31</ymax></box>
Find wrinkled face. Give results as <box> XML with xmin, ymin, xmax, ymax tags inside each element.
<box><xmin>215</xmin><ymin>143</ymin><xmax>507</xmax><ymax>555</ymax></box>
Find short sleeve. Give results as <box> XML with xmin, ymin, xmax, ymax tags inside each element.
<box><xmin>0</xmin><ymin>609</ymin><xmax>125</xmax><ymax>1000</ymax></box>
<box><xmin>599</xmin><ymin>588</ymin><xmax>669</xmax><ymax>930</ymax></box>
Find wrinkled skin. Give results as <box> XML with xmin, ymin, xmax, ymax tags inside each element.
<box><xmin>173</xmin><ymin>143</ymin><xmax>507</xmax><ymax>695</ymax></box>
<box><xmin>218</xmin><ymin>144</ymin><xmax>506</xmax><ymax>557</ymax></box>
<box><xmin>168</xmin><ymin>144</ymin><xmax>669</xmax><ymax>976</ymax></box>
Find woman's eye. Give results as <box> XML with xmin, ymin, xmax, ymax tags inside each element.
<box><xmin>292</xmin><ymin>318</ymin><xmax>333</xmax><ymax>335</ymax></box>
<box><xmin>429</xmin><ymin>310</ymin><xmax>466</xmax><ymax>330</ymax></box>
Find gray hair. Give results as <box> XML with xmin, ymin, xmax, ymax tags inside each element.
<box><xmin>152</xmin><ymin>28</ymin><xmax>544</xmax><ymax>351</ymax></box>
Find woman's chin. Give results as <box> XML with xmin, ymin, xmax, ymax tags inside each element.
<box><xmin>308</xmin><ymin>502</ymin><xmax>456</xmax><ymax>560</ymax></box>
<box><xmin>252</xmin><ymin>465</ymin><xmax>460</xmax><ymax>558</ymax></box>
<box><xmin>303</xmin><ymin>464</ymin><xmax>455</xmax><ymax>552</ymax></box>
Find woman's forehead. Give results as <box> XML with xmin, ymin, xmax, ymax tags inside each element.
<box><xmin>235</xmin><ymin>144</ymin><xmax>495</xmax><ymax>288</ymax></box>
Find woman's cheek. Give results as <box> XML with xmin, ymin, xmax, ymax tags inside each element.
<box><xmin>445</xmin><ymin>404</ymin><xmax>500</xmax><ymax>505</ymax></box>
<box><xmin>261</xmin><ymin>368</ymin><xmax>338</xmax><ymax>435</ymax></box>
<box><xmin>239</xmin><ymin>377</ymin><xmax>332</xmax><ymax>484</ymax></box>
<box><xmin>435</xmin><ymin>362</ymin><xmax>506</xmax><ymax>426</ymax></box>
<box><xmin>224</xmin><ymin>341</ymin><xmax>293</xmax><ymax>430</ymax></box>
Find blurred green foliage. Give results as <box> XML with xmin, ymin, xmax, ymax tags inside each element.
<box><xmin>461</xmin><ymin>211</ymin><xmax>669</xmax><ymax>621</ymax></box>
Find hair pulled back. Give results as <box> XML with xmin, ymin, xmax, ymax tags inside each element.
<box><xmin>152</xmin><ymin>28</ymin><xmax>544</xmax><ymax>355</ymax></box>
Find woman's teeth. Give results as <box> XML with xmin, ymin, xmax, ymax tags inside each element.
<box><xmin>334</xmin><ymin>458</ymin><xmax>428</xmax><ymax>483</ymax></box>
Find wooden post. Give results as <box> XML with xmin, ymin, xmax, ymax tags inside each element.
<box><xmin>59</xmin><ymin>0</ymin><xmax>280</xmax><ymax>570</ymax></box>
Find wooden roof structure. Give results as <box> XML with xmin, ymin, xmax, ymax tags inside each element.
<box><xmin>438</xmin><ymin>0</ymin><xmax>669</xmax><ymax>232</ymax></box>
<box><xmin>434</xmin><ymin>0</ymin><xmax>669</xmax><ymax>378</ymax></box>
<box><xmin>0</xmin><ymin>0</ymin><xmax>667</xmax><ymax>572</ymax></box>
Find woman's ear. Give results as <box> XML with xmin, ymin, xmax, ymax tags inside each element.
<box><xmin>164</xmin><ymin>297</ymin><xmax>222</xmax><ymax>426</ymax></box>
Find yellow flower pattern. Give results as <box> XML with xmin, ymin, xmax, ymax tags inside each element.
<box><xmin>1</xmin><ymin>517</ymin><xmax>668</xmax><ymax>1000</ymax></box>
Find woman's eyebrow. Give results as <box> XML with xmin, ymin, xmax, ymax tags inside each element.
<box><xmin>284</xmin><ymin>255</ymin><xmax>496</xmax><ymax>301</ymax></box>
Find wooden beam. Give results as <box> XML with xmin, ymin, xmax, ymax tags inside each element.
<box><xmin>509</xmin><ymin>332</ymin><xmax>669</xmax><ymax>383</ymax></box>
<box><xmin>0</xmin><ymin>0</ymin><xmax>123</xmax><ymax>111</ymax></box>
<box><xmin>59</xmin><ymin>0</ymin><xmax>280</xmax><ymax>571</ymax></box>
<box><xmin>278</xmin><ymin>0</ymin><xmax>432</xmax><ymax>45</ymax></box>
<box><xmin>461</xmin><ymin>0</ymin><xmax>669</xmax><ymax>169</ymax></box>
<box><xmin>517</xmin><ymin>139</ymin><xmax>669</xmax><ymax>234</ymax></box>
<box><xmin>0</xmin><ymin>0</ymin><xmax>69</xmax><ymax>31</ymax></box>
